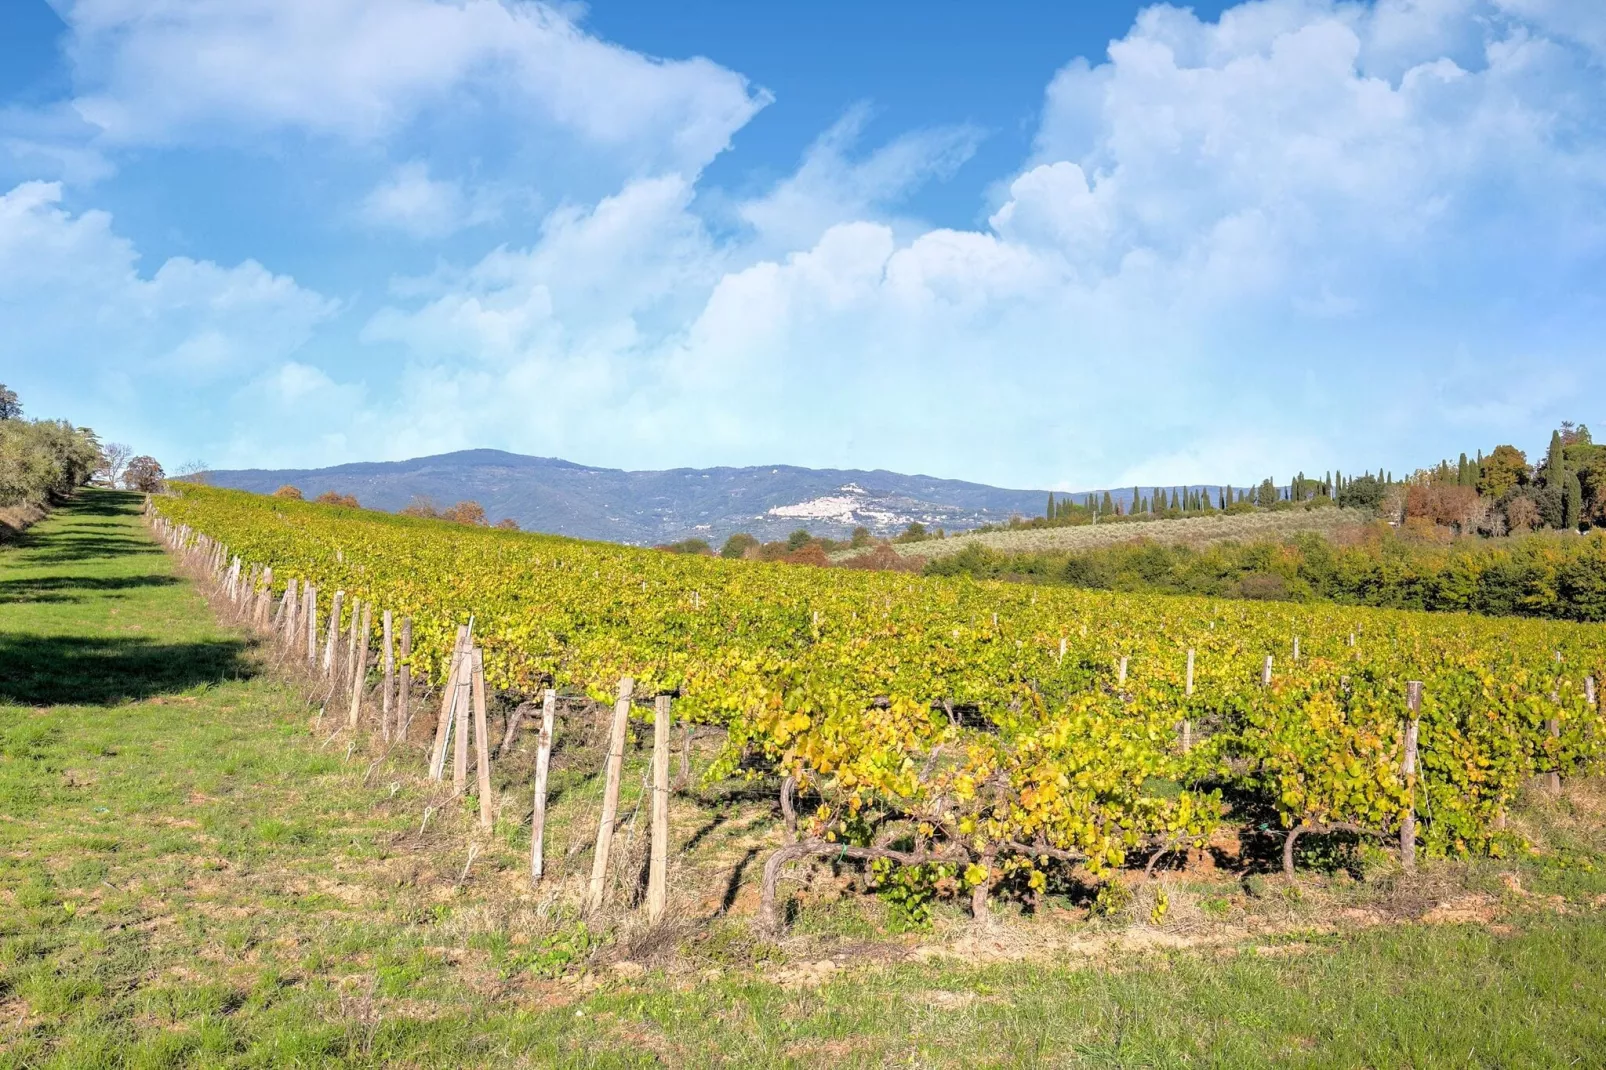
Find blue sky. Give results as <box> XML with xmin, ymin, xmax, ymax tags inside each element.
<box><xmin>1</xmin><ymin>0</ymin><xmax>1602</xmax><ymax>491</ymax></box>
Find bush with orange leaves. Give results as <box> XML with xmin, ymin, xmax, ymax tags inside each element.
<box><xmin>835</xmin><ymin>542</ymin><xmax>927</xmax><ymax>573</ymax></box>
<box><xmin>1405</xmin><ymin>482</ymin><xmax>1479</xmax><ymax>532</ymax></box>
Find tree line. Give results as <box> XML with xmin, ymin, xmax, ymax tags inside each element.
<box><xmin>267</xmin><ymin>485</ymin><xmax>521</xmax><ymax>530</ymax></box>
<box><xmin>0</xmin><ymin>382</ymin><xmax>164</xmax><ymax>515</ymax></box>
<box><xmin>924</xmin><ymin>527</ymin><xmax>1606</xmax><ymax>622</ymax></box>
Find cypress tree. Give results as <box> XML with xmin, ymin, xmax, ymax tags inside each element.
<box><xmin>1546</xmin><ymin>430</ymin><xmax>1566</xmax><ymax>488</ymax></box>
<box><xmin>1046</xmin><ymin>492</ymin><xmax>1054</xmax><ymax>519</ymax></box>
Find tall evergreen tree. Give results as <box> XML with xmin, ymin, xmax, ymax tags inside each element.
<box><xmin>1045</xmin><ymin>492</ymin><xmax>1055</xmax><ymax>519</ymax></box>
<box><xmin>1546</xmin><ymin>429</ymin><xmax>1566</xmax><ymax>487</ymax></box>
<box><xmin>1565</xmin><ymin>470</ymin><xmax>1583</xmax><ymax>530</ymax></box>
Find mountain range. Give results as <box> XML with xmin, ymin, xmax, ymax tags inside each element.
<box><xmin>198</xmin><ymin>450</ymin><xmax>1086</xmax><ymax>545</ymax></box>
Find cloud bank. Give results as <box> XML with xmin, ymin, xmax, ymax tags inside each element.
<box><xmin>5</xmin><ymin>0</ymin><xmax>1605</xmax><ymax>487</ymax></box>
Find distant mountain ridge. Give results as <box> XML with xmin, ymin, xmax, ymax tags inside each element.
<box><xmin>200</xmin><ymin>450</ymin><xmax>1084</xmax><ymax>545</ymax></box>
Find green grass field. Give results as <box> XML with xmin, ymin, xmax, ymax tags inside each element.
<box><xmin>4</xmin><ymin>491</ymin><xmax>1606</xmax><ymax>1068</ymax></box>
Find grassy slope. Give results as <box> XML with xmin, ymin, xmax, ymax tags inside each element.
<box><xmin>3</xmin><ymin>491</ymin><xmax>1606</xmax><ymax>1068</ymax></box>
<box><xmin>834</xmin><ymin>507</ymin><xmax>1373</xmax><ymax>562</ymax></box>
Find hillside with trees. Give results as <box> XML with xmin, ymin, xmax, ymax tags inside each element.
<box><xmin>0</xmin><ymin>382</ymin><xmax>107</xmax><ymax>529</ymax></box>
<box><xmin>773</xmin><ymin>422</ymin><xmax>1606</xmax><ymax>622</ymax></box>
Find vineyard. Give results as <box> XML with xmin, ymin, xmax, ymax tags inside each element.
<box><xmin>151</xmin><ymin>484</ymin><xmax>1606</xmax><ymax>922</ymax></box>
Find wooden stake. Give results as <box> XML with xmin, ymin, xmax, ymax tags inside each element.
<box><xmin>399</xmin><ymin>617</ymin><xmax>413</xmax><ymax>738</ymax></box>
<box><xmin>1401</xmin><ymin>681</ymin><xmax>1421</xmax><ymax>872</ymax></box>
<box><xmin>1057</xmin><ymin>637</ymin><xmax>1066</xmax><ymax>665</ymax></box>
<box><xmin>1292</xmin><ymin>636</ymin><xmax>1300</xmax><ymax>663</ymax></box>
<box><xmin>1117</xmin><ymin>656</ymin><xmax>1128</xmax><ymax>685</ymax></box>
<box><xmin>322</xmin><ymin>591</ymin><xmax>344</xmax><ymax>676</ymax></box>
<box><xmin>531</xmin><ymin>688</ymin><xmax>557</xmax><ymax>882</ymax></box>
<box><xmin>1262</xmin><ymin>656</ymin><xmax>1274</xmax><ymax>686</ymax></box>
<box><xmin>648</xmin><ymin>693</ymin><xmax>671</xmax><ymax>923</ymax></box>
<box><xmin>1588</xmin><ymin>676</ymin><xmax>1597</xmax><ymax>709</ymax></box>
<box><xmin>586</xmin><ymin>676</ymin><xmax>635</xmax><ymax>914</ymax></box>
<box><xmin>451</xmin><ymin>653</ymin><xmax>472</xmax><ymax>796</ymax></box>
<box><xmin>305</xmin><ymin>585</ymin><xmax>318</xmax><ymax>666</ymax></box>
<box><xmin>282</xmin><ymin>578</ymin><xmax>298</xmax><ymax>645</ymax></box>
<box><xmin>381</xmin><ymin>610</ymin><xmax>395</xmax><ymax>742</ymax></box>
<box><xmin>1181</xmin><ymin>648</ymin><xmax>1196</xmax><ymax>754</ymax></box>
<box><xmin>345</xmin><ymin>599</ymin><xmax>361</xmax><ymax>688</ymax></box>
<box><xmin>471</xmin><ymin>648</ymin><xmax>493</xmax><ymax>829</ymax></box>
<box><xmin>256</xmin><ymin>568</ymin><xmax>273</xmax><ymax>629</ymax></box>
<box><xmin>346</xmin><ymin>602</ymin><xmax>371</xmax><ymax>728</ymax></box>
<box><xmin>1547</xmin><ymin>716</ymin><xmax>1562</xmax><ymax>794</ymax></box>
<box><xmin>429</xmin><ymin>626</ymin><xmax>470</xmax><ymax>779</ymax></box>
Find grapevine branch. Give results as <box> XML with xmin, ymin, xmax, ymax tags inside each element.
<box><xmin>1282</xmin><ymin>821</ymin><xmax>1386</xmax><ymax>879</ymax></box>
<box><xmin>757</xmin><ymin>839</ymin><xmax>968</xmax><ymax>932</ymax></box>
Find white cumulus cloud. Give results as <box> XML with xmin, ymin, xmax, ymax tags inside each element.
<box><xmin>0</xmin><ymin>180</ymin><xmax>335</xmax><ymax>458</ymax></box>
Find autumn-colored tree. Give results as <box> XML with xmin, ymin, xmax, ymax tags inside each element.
<box><xmin>399</xmin><ymin>496</ymin><xmax>438</xmax><ymax>518</ymax></box>
<box><xmin>441</xmin><ymin>501</ymin><xmax>487</xmax><ymax>526</ymax></box>
<box><xmin>272</xmin><ymin>485</ymin><xmax>304</xmax><ymax>500</ymax></box>
<box><xmin>836</xmin><ymin>542</ymin><xmax>926</xmax><ymax>573</ymax></box>
<box><xmin>784</xmin><ymin>543</ymin><xmax>831</xmax><ymax>567</ymax></box>
<box><xmin>1505</xmin><ymin>496</ymin><xmax>1541</xmax><ymax>533</ymax></box>
<box><xmin>495</xmin><ymin>517</ymin><xmax>520</xmax><ymax>531</ymax></box>
<box><xmin>124</xmin><ymin>456</ymin><xmax>165</xmax><ymax>493</ymax></box>
<box><xmin>1405</xmin><ymin>483</ymin><xmax>1479</xmax><ymax>532</ymax></box>
<box><xmin>314</xmin><ymin>491</ymin><xmax>360</xmax><ymax>508</ymax></box>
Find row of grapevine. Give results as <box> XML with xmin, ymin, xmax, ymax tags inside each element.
<box><xmin>152</xmin><ymin>485</ymin><xmax>1606</xmax><ymax>921</ymax></box>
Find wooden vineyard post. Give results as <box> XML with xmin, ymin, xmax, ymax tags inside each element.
<box><xmin>255</xmin><ymin>568</ymin><xmax>272</xmax><ymax>629</ymax></box>
<box><xmin>1182</xmin><ymin>648</ymin><xmax>1195</xmax><ymax>753</ymax></box>
<box><xmin>322</xmin><ymin>591</ymin><xmax>344</xmax><ymax>677</ymax></box>
<box><xmin>1057</xmin><ymin>637</ymin><xmax>1066</xmax><ymax>665</ymax></box>
<box><xmin>1547</xmin><ymin>715</ymin><xmax>1562</xmax><ymax>794</ymax></box>
<box><xmin>471</xmin><ymin>648</ymin><xmax>493</xmax><ymax>829</ymax></box>
<box><xmin>429</xmin><ymin>626</ymin><xmax>470</xmax><ymax>779</ymax></box>
<box><xmin>1292</xmin><ymin>636</ymin><xmax>1300</xmax><ymax>663</ymax></box>
<box><xmin>305</xmin><ymin>585</ymin><xmax>318</xmax><ymax>667</ymax></box>
<box><xmin>381</xmin><ymin>610</ymin><xmax>395</xmax><ymax>742</ymax></box>
<box><xmin>586</xmin><ymin>676</ymin><xmax>635</xmax><ymax>914</ymax></box>
<box><xmin>531</xmin><ymin>688</ymin><xmax>557</xmax><ymax>882</ymax></box>
<box><xmin>346</xmin><ymin>603</ymin><xmax>372</xmax><ymax>728</ymax></box>
<box><xmin>1401</xmin><ymin>681</ymin><xmax>1422</xmax><ymax>872</ymax></box>
<box><xmin>452</xmin><ymin>653</ymin><xmax>473</xmax><ymax>796</ymax></box>
<box><xmin>1117</xmin><ymin>656</ymin><xmax>1128</xmax><ymax>685</ymax></box>
<box><xmin>1262</xmin><ymin>656</ymin><xmax>1274</xmax><ymax>687</ymax></box>
<box><xmin>282</xmin><ymin>578</ymin><xmax>298</xmax><ymax>647</ymax></box>
<box><xmin>345</xmin><ymin>600</ymin><xmax>361</xmax><ymax>688</ymax></box>
<box><xmin>399</xmin><ymin>618</ymin><xmax>413</xmax><ymax>738</ymax></box>
<box><xmin>648</xmin><ymin>693</ymin><xmax>672</xmax><ymax>923</ymax></box>
<box><xmin>1588</xmin><ymin>676</ymin><xmax>1598</xmax><ymax>709</ymax></box>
